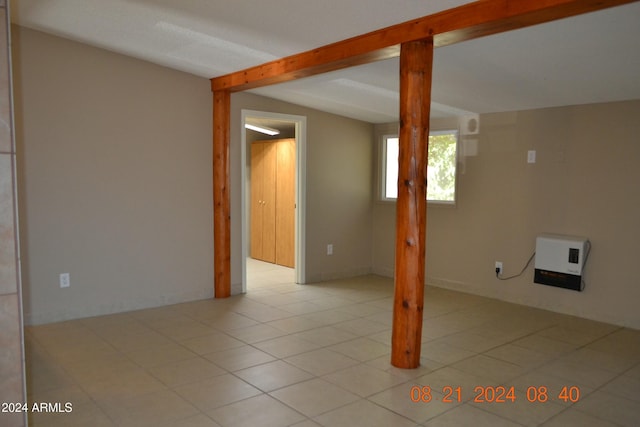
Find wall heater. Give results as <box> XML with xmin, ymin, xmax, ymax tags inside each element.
<box><xmin>534</xmin><ymin>234</ymin><xmax>590</xmax><ymax>291</ymax></box>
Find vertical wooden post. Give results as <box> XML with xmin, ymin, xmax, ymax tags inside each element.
<box><xmin>213</xmin><ymin>90</ymin><xmax>231</xmax><ymax>298</ymax></box>
<box><xmin>391</xmin><ymin>38</ymin><xmax>433</xmax><ymax>369</ymax></box>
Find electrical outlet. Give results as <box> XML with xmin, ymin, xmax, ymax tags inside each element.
<box><xmin>59</xmin><ymin>273</ymin><xmax>70</xmax><ymax>288</ymax></box>
<box><xmin>327</xmin><ymin>244</ymin><xmax>333</xmax><ymax>255</ymax></box>
<box><xmin>495</xmin><ymin>262</ymin><xmax>503</xmax><ymax>275</ymax></box>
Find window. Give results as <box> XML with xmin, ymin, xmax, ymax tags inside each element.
<box><xmin>382</xmin><ymin>130</ymin><xmax>458</xmax><ymax>204</ymax></box>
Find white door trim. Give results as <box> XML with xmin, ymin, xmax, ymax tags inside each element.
<box><xmin>240</xmin><ymin>109</ymin><xmax>307</xmax><ymax>291</ymax></box>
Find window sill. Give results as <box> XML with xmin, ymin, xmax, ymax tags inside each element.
<box><xmin>375</xmin><ymin>199</ymin><xmax>457</xmax><ymax>208</ymax></box>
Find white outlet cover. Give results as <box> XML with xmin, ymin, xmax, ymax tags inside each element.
<box><xmin>495</xmin><ymin>262</ymin><xmax>503</xmax><ymax>273</ymax></box>
<box><xmin>527</xmin><ymin>150</ymin><xmax>536</xmax><ymax>164</ymax></box>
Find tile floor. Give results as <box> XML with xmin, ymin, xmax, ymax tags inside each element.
<box><xmin>22</xmin><ymin>259</ymin><xmax>640</xmax><ymax>426</ymax></box>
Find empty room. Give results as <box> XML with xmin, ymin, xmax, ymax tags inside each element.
<box><xmin>1</xmin><ymin>1</ymin><xmax>640</xmax><ymax>426</ymax></box>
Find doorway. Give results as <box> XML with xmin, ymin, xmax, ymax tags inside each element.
<box><xmin>241</xmin><ymin>110</ymin><xmax>306</xmax><ymax>292</ymax></box>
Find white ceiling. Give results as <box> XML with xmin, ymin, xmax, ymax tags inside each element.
<box><xmin>11</xmin><ymin>0</ymin><xmax>640</xmax><ymax>124</ymax></box>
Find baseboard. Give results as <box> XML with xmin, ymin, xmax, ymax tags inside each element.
<box><xmin>305</xmin><ymin>266</ymin><xmax>372</xmax><ymax>284</ymax></box>
<box><xmin>371</xmin><ymin>266</ymin><xmax>393</xmax><ymax>278</ymax></box>
<box><xmin>426</xmin><ymin>275</ymin><xmax>638</xmax><ymax>330</ymax></box>
<box><xmin>24</xmin><ymin>287</ymin><xmax>215</xmax><ymax>325</ymax></box>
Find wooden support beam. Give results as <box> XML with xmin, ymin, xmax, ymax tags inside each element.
<box><xmin>391</xmin><ymin>39</ymin><xmax>433</xmax><ymax>369</ymax></box>
<box><xmin>208</xmin><ymin>0</ymin><xmax>638</xmax><ymax>307</ymax></box>
<box><xmin>211</xmin><ymin>0</ymin><xmax>637</xmax><ymax>92</ymax></box>
<box><xmin>213</xmin><ymin>90</ymin><xmax>231</xmax><ymax>298</ymax></box>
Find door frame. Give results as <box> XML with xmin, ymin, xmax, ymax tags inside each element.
<box><xmin>241</xmin><ymin>109</ymin><xmax>307</xmax><ymax>291</ymax></box>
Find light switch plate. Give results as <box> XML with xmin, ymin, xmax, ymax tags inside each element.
<box><xmin>59</xmin><ymin>273</ymin><xmax>70</xmax><ymax>288</ymax></box>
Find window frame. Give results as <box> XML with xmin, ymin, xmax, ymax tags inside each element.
<box><xmin>380</xmin><ymin>129</ymin><xmax>459</xmax><ymax>205</ymax></box>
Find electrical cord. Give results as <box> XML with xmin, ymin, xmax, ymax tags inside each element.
<box><xmin>580</xmin><ymin>240</ymin><xmax>592</xmax><ymax>291</ymax></box>
<box><xmin>496</xmin><ymin>252</ymin><xmax>536</xmax><ymax>280</ymax></box>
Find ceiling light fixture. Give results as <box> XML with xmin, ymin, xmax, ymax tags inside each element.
<box><xmin>244</xmin><ymin>123</ymin><xmax>280</xmax><ymax>136</ymax></box>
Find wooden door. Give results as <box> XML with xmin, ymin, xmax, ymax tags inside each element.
<box><xmin>250</xmin><ymin>143</ymin><xmax>264</xmax><ymax>260</ymax></box>
<box><xmin>250</xmin><ymin>138</ymin><xmax>295</xmax><ymax>267</ymax></box>
<box><xmin>276</xmin><ymin>139</ymin><xmax>295</xmax><ymax>267</ymax></box>
<box><xmin>250</xmin><ymin>141</ymin><xmax>276</xmax><ymax>263</ymax></box>
<box><xmin>262</xmin><ymin>143</ymin><xmax>277</xmax><ymax>263</ymax></box>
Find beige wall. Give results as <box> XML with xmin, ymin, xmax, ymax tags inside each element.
<box><xmin>0</xmin><ymin>4</ymin><xmax>27</xmax><ymax>427</ymax></box>
<box><xmin>13</xmin><ymin>27</ymin><xmax>374</xmax><ymax>322</ymax></box>
<box><xmin>13</xmin><ymin>27</ymin><xmax>214</xmax><ymax>324</ymax></box>
<box><xmin>373</xmin><ymin>100</ymin><xmax>640</xmax><ymax>329</ymax></box>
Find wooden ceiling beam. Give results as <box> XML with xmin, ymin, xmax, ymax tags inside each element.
<box><xmin>210</xmin><ymin>0</ymin><xmax>637</xmax><ymax>93</ymax></box>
